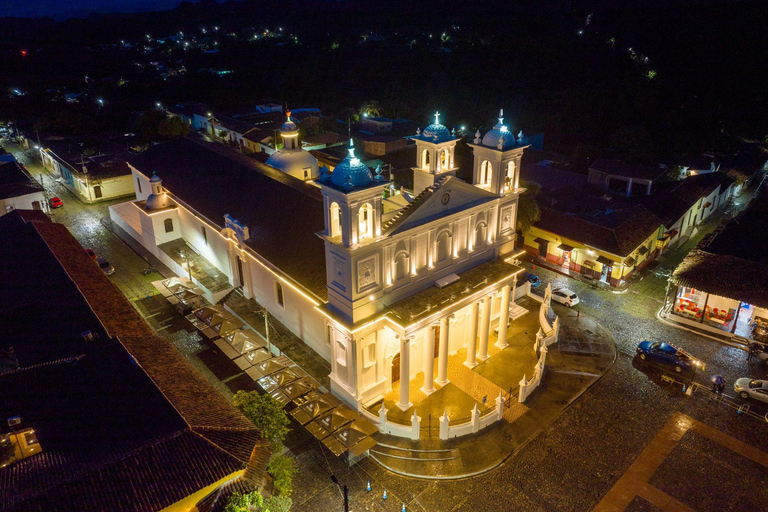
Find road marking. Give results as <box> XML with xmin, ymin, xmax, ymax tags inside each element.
<box><xmin>592</xmin><ymin>411</ymin><xmax>768</xmax><ymax>512</ymax></box>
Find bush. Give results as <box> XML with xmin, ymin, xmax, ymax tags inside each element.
<box><xmin>268</xmin><ymin>454</ymin><xmax>297</xmax><ymax>497</ymax></box>
<box><xmin>224</xmin><ymin>490</ymin><xmax>263</xmax><ymax>512</ymax></box>
<box><xmin>233</xmin><ymin>390</ymin><xmax>289</xmax><ymax>451</ymax></box>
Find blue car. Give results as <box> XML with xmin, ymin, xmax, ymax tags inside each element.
<box><xmin>522</xmin><ymin>272</ymin><xmax>541</xmax><ymax>288</ymax></box>
<box><xmin>636</xmin><ymin>341</ymin><xmax>699</xmax><ymax>373</ymax></box>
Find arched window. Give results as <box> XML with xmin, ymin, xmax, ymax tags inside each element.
<box><xmin>164</xmin><ymin>218</ymin><xmax>174</xmax><ymax>233</ymax></box>
<box><xmin>329</xmin><ymin>202</ymin><xmax>341</xmax><ymax>238</ymax></box>
<box><xmin>440</xmin><ymin>149</ymin><xmax>449</xmax><ymax>170</ymax></box>
<box><xmin>475</xmin><ymin>223</ymin><xmax>487</xmax><ymax>249</ymax></box>
<box><xmin>422</xmin><ymin>149</ymin><xmax>430</xmax><ymax>170</ymax></box>
<box><xmin>358</xmin><ymin>203</ymin><xmax>373</xmax><ymax>240</ymax></box>
<box><xmin>394</xmin><ymin>253</ymin><xmax>408</xmax><ymax>281</ymax></box>
<box><xmin>505</xmin><ymin>161</ymin><xmax>516</xmax><ymax>190</ymax></box>
<box><xmin>480</xmin><ymin>161</ymin><xmax>493</xmax><ymax>187</ymax></box>
<box><xmin>436</xmin><ymin>231</ymin><xmax>451</xmax><ymax>263</ymax></box>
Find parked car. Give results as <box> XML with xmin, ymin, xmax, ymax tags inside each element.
<box><xmin>84</xmin><ymin>248</ymin><xmax>97</xmax><ymax>260</ymax></box>
<box><xmin>552</xmin><ymin>288</ymin><xmax>579</xmax><ymax>307</ymax></box>
<box><xmin>733</xmin><ymin>378</ymin><xmax>768</xmax><ymax>403</ymax></box>
<box><xmin>95</xmin><ymin>256</ymin><xmax>115</xmax><ymax>276</ymax></box>
<box><xmin>48</xmin><ymin>197</ymin><xmax>63</xmax><ymax>209</ymax></box>
<box><xmin>522</xmin><ymin>272</ymin><xmax>541</xmax><ymax>288</ymax></box>
<box><xmin>636</xmin><ymin>341</ymin><xmax>700</xmax><ymax>373</ymax></box>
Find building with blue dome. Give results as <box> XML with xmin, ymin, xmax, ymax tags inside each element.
<box><xmin>412</xmin><ymin>112</ymin><xmax>461</xmax><ymax>196</ymax></box>
<box><xmin>469</xmin><ymin>109</ymin><xmax>529</xmax><ymax>195</ymax></box>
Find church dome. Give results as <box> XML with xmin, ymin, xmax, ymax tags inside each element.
<box><xmin>266</xmin><ymin>148</ymin><xmax>320</xmax><ymax>180</ymax></box>
<box><xmin>417</xmin><ymin>112</ymin><xmax>454</xmax><ymax>143</ymax></box>
<box><xmin>330</xmin><ymin>140</ymin><xmax>373</xmax><ymax>188</ymax></box>
<box><xmin>145</xmin><ymin>173</ymin><xmax>169</xmax><ymax>210</ymax></box>
<box><xmin>481</xmin><ymin>110</ymin><xmax>518</xmax><ymax>149</ymax></box>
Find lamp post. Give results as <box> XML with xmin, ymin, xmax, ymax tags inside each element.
<box><xmin>330</xmin><ymin>475</ymin><xmax>349</xmax><ymax>512</ymax></box>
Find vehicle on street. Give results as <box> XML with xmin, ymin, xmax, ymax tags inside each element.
<box><xmin>733</xmin><ymin>378</ymin><xmax>768</xmax><ymax>403</ymax></box>
<box><xmin>95</xmin><ymin>256</ymin><xmax>115</xmax><ymax>276</ymax></box>
<box><xmin>748</xmin><ymin>341</ymin><xmax>768</xmax><ymax>364</ymax></box>
<box><xmin>636</xmin><ymin>341</ymin><xmax>701</xmax><ymax>373</ymax></box>
<box><xmin>85</xmin><ymin>248</ymin><xmax>97</xmax><ymax>260</ymax></box>
<box><xmin>552</xmin><ymin>288</ymin><xmax>579</xmax><ymax>307</ymax></box>
<box><xmin>48</xmin><ymin>197</ymin><xmax>63</xmax><ymax>209</ymax></box>
<box><xmin>522</xmin><ymin>272</ymin><xmax>541</xmax><ymax>288</ymax></box>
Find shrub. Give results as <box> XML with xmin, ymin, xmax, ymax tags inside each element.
<box><xmin>268</xmin><ymin>454</ymin><xmax>297</xmax><ymax>497</ymax></box>
<box><xmin>233</xmin><ymin>390</ymin><xmax>289</xmax><ymax>451</ymax></box>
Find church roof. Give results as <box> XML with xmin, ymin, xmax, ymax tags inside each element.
<box><xmin>414</xmin><ymin>112</ymin><xmax>457</xmax><ymax>144</ymax></box>
<box><xmin>266</xmin><ymin>148</ymin><xmax>319</xmax><ymax>178</ymax></box>
<box><xmin>327</xmin><ymin>140</ymin><xmax>375</xmax><ymax>189</ymax></box>
<box><xmin>480</xmin><ymin>110</ymin><xmax>518</xmax><ymax>149</ymax></box>
<box><xmin>127</xmin><ymin>137</ymin><xmax>328</xmax><ymax>301</ymax></box>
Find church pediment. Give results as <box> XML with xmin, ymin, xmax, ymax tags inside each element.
<box><xmin>383</xmin><ymin>176</ymin><xmax>496</xmax><ymax>236</ymax></box>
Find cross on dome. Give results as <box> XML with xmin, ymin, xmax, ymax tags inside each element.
<box><xmin>286</xmin><ymin>110</ymin><xmax>291</xmax><ymax>120</ymax></box>
<box><xmin>434</xmin><ymin>111</ymin><xmax>440</xmax><ymax>125</ymax></box>
<box><xmin>347</xmin><ymin>139</ymin><xmax>356</xmax><ymax>159</ymax></box>
<box><xmin>498</xmin><ymin>109</ymin><xmax>504</xmax><ymax>125</ymax></box>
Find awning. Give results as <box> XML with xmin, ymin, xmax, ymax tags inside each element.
<box><xmin>582</xmin><ymin>260</ymin><xmax>596</xmax><ymax>267</ymax></box>
<box><xmin>703</xmin><ymin>201</ymin><xmax>712</xmax><ymax>208</ymax></box>
<box><xmin>557</xmin><ymin>243</ymin><xmax>575</xmax><ymax>252</ymax></box>
<box><xmin>534</xmin><ymin>238</ymin><xmax>550</xmax><ymax>245</ymax></box>
<box><xmin>624</xmin><ymin>256</ymin><xmax>636</xmax><ymax>267</ymax></box>
<box><xmin>596</xmin><ymin>255</ymin><xmax>613</xmax><ymax>266</ymax></box>
<box><xmin>638</xmin><ymin>246</ymin><xmax>649</xmax><ymax>255</ymax></box>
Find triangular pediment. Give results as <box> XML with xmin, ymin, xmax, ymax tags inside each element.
<box><xmin>383</xmin><ymin>176</ymin><xmax>497</xmax><ymax>236</ymax></box>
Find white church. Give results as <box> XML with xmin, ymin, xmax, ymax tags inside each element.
<box><xmin>110</xmin><ymin>110</ymin><xmax>530</xmax><ymax>413</ymax></box>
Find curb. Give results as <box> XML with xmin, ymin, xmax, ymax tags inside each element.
<box><xmin>655</xmin><ymin>308</ymin><xmax>747</xmax><ymax>351</ymax></box>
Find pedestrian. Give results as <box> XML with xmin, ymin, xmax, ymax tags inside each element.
<box><xmin>748</xmin><ymin>343</ymin><xmax>758</xmax><ymax>363</ymax></box>
<box><xmin>711</xmin><ymin>374</ymin><xmax>726</xmax><ymax>395</ymax></box>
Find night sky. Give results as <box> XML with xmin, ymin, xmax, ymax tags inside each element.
<box><xmin>0</xmin><ymin>0</ymin><xmax>217</xmax><ymax>20</ymax></box>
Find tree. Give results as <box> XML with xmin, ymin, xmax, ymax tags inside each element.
<box><xmin>224</xmin><ymin>491</ymin><xmax>263</xmax><ymax>512</ymax></box>
<box><xmin>135</xmin><ymin>109</ymin><xmax>165</xmax><ymax>143</ymax></box>
<box><xmin>267</xmin><ymin>454</ymin><xmax>297</xmax><ymax>497</ymax></box>
<box><xmin>358</xmin><ymin>100</ymin><xmax>382</xmax><ymax>119</ymax></box>
<box><xmin>157</xmin><ymin>116</ymin><xmax>190</xmax><ymax>139</ymax></box>
<box><xmin>516</xmin><ymin>180</ymin><xmax>541</xmax><ymax>237</ymax></box>
<box><xmin>233</xmin><ymin>391</ymin><xmax>289</xmax><ymax>451</ymax></box>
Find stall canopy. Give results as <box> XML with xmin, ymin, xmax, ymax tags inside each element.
<box><xmin>557</xmin><ymin>243</ymin><xmax>575</xmax><ymax>252</ymax></box>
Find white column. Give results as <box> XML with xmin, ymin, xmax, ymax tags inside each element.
<box><xmin>477</xmin><ymin>297</ymin><xmax>491</xmax><ymax>361</ymax></box>
<box><xmin>436</xmin><ymin>316</ymin><xmax>450</xmax><ymax>386</ymax></box>
<box><xmin>464</xmin><ymin>301</ymin><xmax>479</xmax><ymax>368</ymax></box>
<box><xmin>396</xmin><ymin>337</ymin><xmax>412</xmax><ymax>411</ymax></box>
<box><xmin>511</xmin><ymin>275</ymin><xmax>518</xmax><ymax>302</ymax></box>
<box><xmin>421</xmin><ymin>325</ymin><xmax>437</xmax><ymax>395</ymax></box>
<box><xmin>495</xmin><ymin>284</ymin><xmax>512</xmax><ymax>349</ymax></box>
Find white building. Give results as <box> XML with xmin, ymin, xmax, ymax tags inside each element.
<box><xmin>109</xmin><ymin>111</ymin><xmax>529</xmax><ymax>413</ymax></box>
<box><xmin>0</xmin><ymin>155</ymin><xmax>46</xmax><ymax>215</ymax></box>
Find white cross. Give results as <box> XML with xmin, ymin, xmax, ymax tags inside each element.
<box><xmin>434</xmin><ymin>111</ymin><xmax>440</xmax><ymax>125</ymax></box>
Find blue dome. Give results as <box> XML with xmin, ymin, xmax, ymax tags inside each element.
<box><xmin>481</xmin><ymin>110</ymin><xmax>518</xmax><ymax>149</ymax></box>
<box><xmin>420</xmin><ymin>122</ymin><xmax>453</xmax><ymax>143</ymax></box>
<box><xmin>331</xmin><ymin>141</ymin><xmax>373</xmax><ymax>188</ymax></box>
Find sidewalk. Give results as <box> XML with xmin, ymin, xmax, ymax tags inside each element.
<box><xmin>368</xmin><ymin>312</ymin><xmax>616</xmax><ymax>479</ymax></box>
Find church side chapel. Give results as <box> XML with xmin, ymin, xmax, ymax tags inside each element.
<box><xmin>110</xmin><ymin>109</ymin><xmax>535</xmax><ymax>425</ymax></box>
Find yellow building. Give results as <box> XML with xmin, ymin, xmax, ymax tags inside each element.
<box><xmin>523</xmin><ymin>204</ymin><xmax>663</xmax><ymax>286</ymax></box>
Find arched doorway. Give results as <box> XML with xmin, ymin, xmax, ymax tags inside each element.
<box><xmin>391</xmin><ymin>353</ymin><xmax>401</xmax><ymax>383</ymax></box>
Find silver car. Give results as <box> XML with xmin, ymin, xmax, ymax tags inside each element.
<box><xmin>552</xmin><ymin>288</ymin><xmax>580</xmax><ymax>307</ymax></box>
<box><xmin>733</xmin><ymin>378</ymin><xmax>768</xmax><ymax>403</ymax></box>
<box><xmin>96</xmin><ymin>256</ymin><xmax>115</xmax><ymax>276</ymax></box>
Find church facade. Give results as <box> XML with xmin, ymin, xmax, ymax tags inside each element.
<box><xmin>109</xmin><ymin>111</ymin><xmax>529</xmax><ymax>412</ymax></box>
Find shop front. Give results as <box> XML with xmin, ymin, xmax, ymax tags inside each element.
<box><xmin>671</xmin><ymin>285</ymin><xmax>768</xmax><ymax>339</ymax></box>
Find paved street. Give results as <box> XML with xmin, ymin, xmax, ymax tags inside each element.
<box><xmin>6</xmin><ymin>137</ymin><xmax>768</xmax><ymax>512</ymax></box>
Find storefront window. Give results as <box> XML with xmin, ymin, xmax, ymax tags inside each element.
<box><xmin>701</xmin><ymin>294</ymin><xmax>740</xmax><ymax>332</ymax></box>
<box><xmin>673</xmin><ymin>287</ymin><xmax>706</xmax><ymax>321</ymax></box>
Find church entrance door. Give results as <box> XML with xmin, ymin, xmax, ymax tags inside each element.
<box><xmin>391</xmin><ymin>353</ymin><xmax>401</xmax><ymax>383</ymax></box>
